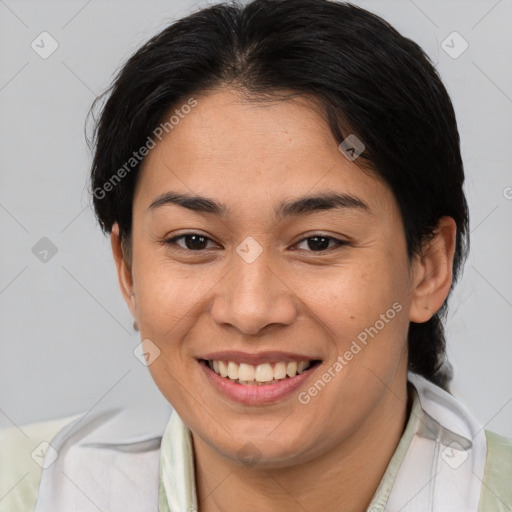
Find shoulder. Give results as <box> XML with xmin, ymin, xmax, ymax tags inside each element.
<box><xmin>0</xmin><ymin>403</ymin><xmax>172</xmax><ymax>512</ymax></box>
<box><xmin>479</xmin><ymin>430</ymin><xmax>512</xmax><ymax>511</ymax></box>
<box><xmin>28</xmin><ymin>404</ymin><xmax>172</xmax><ymax>512</ymax></box>
<box><xmin>0</xmin><ymin>414</ymin><xmax>80</xmax><ymax>512</ymax></box>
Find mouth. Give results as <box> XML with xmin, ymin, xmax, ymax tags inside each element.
<box><xmin>197</xmin><ymin>351</ymin><xmax>323</xmax><ymax>404</ymax></box>
<box><xmin>199</xmin><ymin>359</ymin><xmax>322</xmax><ymax>385</ymax></box>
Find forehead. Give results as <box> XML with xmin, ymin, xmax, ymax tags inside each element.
<box><xmin>134</xmin><ymin>88</ymin><xmax>395</xmax><ymax>219</ymax></box>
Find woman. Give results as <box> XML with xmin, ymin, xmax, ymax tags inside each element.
<box><xmin>1</xmin><ymin>0</ymin><xmax>511</xmax><ymax>510</ymax></box>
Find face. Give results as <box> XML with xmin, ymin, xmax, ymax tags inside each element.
<box><xmin>114</xmin><ymin>87</ymin><xmax>438</xmax><ymax>469</ymax></box>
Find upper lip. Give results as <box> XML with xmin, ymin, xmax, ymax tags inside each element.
<box><xmin>199</xmin><ymin>351</ymin><xmax>321</xmax><ymax>365</ymax></box>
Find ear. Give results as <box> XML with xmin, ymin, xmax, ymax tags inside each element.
<box><xmin>409</xmin><ymin>216</ymin><xmax>457</xmax><ymax>323</ymax></box>
<box><xmin>111</xmin><ymin>223</ymin><xmax>136</xmax><ymax>318</ymax></box>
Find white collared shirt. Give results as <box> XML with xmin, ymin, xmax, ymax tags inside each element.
<box><xmin>1</xmin><ymin>372</ymin><xmax>511</xmax><ymax>511</ymax></box>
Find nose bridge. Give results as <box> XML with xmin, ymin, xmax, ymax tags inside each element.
<box><xmin>211</xmin><ymin>242</ymin><xmax>297</xmax><ymax>334</ymax></box>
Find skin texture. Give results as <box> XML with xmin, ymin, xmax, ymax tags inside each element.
<box><xmin>111</xmin><ymin>87</ymin><xmax>456</xmax><ymax>512</ymax></box>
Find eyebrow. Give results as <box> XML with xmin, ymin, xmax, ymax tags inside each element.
<box><xmin>148</xmin><ymin>191</ymin><xmax>371</xmax><ymax>217</ymax></box>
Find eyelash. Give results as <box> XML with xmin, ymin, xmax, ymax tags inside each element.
<box><xmin>163</xmin><ymin>233</ymin><xmax>348</xmax><ymax>254</ymax></box>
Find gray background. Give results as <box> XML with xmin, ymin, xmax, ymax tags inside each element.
<box><xmin>0</xmin><ymin>0</ymin><xmax>511</xmax><ymax>436</ymax></box>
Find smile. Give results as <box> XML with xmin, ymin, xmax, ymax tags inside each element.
<box><xmin>198</xmin><ymin>355</ymin><xmax>323</xmax><ymax>405</ymax></box>
<box><xmin>204</xmin><ymin>359</ymin><xmax>320</xmax><ymax>385</ymax></box>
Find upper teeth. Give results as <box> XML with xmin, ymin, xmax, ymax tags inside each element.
<box><xmin>209</xmin><ymin>360</ymin><xmax>313</xmax><ymax>384</ymax></box>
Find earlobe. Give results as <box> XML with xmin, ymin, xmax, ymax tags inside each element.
<box><xmin>111</xmin><ymin>223</ymin><xmax>136</xmax><ymax>317</ymax></box>
<box><xmin>409</xmin><ymin>216</ymin><xmax>457</xmax><ymax>323</ymax></box>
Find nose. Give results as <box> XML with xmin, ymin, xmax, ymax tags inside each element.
<box><xmin>210</xmin><ymin>248</ymin><xmax>298</xmax><ymax>336</ymax></box>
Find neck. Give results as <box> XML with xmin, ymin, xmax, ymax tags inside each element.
<box><xmin>193</xmin><ymin>373</ymin><xmax>410</xmax><ymax>512</ymax></box>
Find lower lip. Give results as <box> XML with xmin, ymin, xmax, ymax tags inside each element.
<box><xmin>198</xmin><ymin>360</ymin><xmax>320</xmax><ymax>405</ymax></box>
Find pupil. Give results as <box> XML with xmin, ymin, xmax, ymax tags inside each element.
<box><xmin>308</xmin><ymin>236</ymin><xmax>329</xmax><ymax>251</ymax></box>
<box><xmin>186</xmin><ymin>235</ymin><xmax>207</xmax><ymax>250</ymax></box>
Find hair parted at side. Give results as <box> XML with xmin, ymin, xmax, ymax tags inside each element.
<box><xmin>89</xmin><ymin>0</ymin><xmax>469</xmax><ymax>391</ymax></box>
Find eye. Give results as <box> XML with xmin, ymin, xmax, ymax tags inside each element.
<box><xmin>164</xmin><ymin>233</ymin><xmax>218</xmax><ymax>251</ymax></box>
<box><xmin>294</xmin><ymin>235</ymin><xmax>347</xmax><ymax>252</ymax></box>
<box><xmin>163</xmin><ymin>233</ymin><xmax>348</xmax><ymax>253</ymax></box>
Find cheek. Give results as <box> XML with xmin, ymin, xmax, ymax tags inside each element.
<box><xmin>130</xmin><ymin>271</ymin><xmax>202</xmax><ymax>394</ymax></box>
<box><xmin>299</xmin><ymin>256</ymin><xmax>410</xmax><ymax>362</ymax></box>
<box><xmin>305</xmin><ymin>262</ymin><xmax>402</xmax><ymax>325</ymax></box>
<box><xmin>134</xmin><ymin>266</ymin><xmax>201</xmax><ymax>405</ymax></box>
<box><xmin>132</xmin><ymin>245</ymin><xmax>206</xmax><ymax>328</ymax></box>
